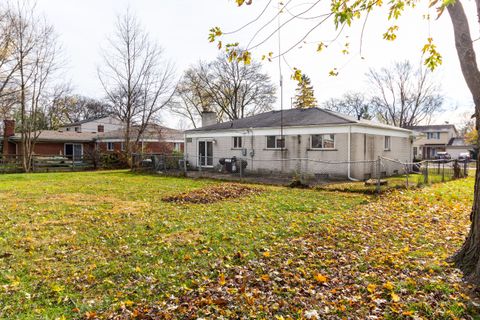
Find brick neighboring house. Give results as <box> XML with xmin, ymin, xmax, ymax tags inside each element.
<box><xmin>406</xmin><ymin>124</ymin><xmax>473</xmax><ymax>160</ymax></box>
<box><xmin>0</xmin><ymin>116</ymin><xmax>184</xmax><ymax>158</ymax></box>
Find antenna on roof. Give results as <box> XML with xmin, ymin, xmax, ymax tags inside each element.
<box><xmin>277</xmin><ymin>1</ymin><xmax>284</xmax><ymax>154</ymax></box>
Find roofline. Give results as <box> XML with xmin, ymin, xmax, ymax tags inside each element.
<box><xmin>186</xmin><ymin>121</ymin><xmax>412</xmax><ymax>134</ymax></box>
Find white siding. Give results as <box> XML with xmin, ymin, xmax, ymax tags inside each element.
<box><xmin>185</xmin><ymin>125</ymin><xmax>412</xmax><ymax>180</ymax></box>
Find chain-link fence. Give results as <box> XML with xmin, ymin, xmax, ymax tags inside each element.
<box><xmin>132</xmin><ymin>153</ymin><xmax>187</xmax><ymax>174</ymax></box>
<box><xmin>133</xmin><ymin>153</ymin><xmax>474</xmax><ymax>192</ymax></box>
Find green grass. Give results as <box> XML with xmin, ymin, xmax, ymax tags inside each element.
<box><xmin>0</xmin><ymin>170</ymin><xmax>368</xmax><ymax>319</ymax></box>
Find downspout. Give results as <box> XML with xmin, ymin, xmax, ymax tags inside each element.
<box><xmin>347</xmin><ymin>125</ymin><xmax>360</xmax><ymax>181</ymax></box>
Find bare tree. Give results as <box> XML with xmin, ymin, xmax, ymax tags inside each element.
<box><xmin>175</xmin><ymin>55</ymin><xmax>276</xmax><ymax>124</ymax></box>
<box><xmin>170</xmin><ymin>67</ymin><xmax>215</xmax><ymax>128</ymax></box>
<box><xmin>0</xmin><ymin>4</ymin><xmax>19</xmax><ymax>118</ymax></box>
<box><xmin>47</xmin><ymin>94</ymin><xmax>112</xmax><ymax>126</ymax></box>
<box><xmin>98</xmin><ymin>10</ymin><xmax>175</xmax><ymax>158</ymax></box>
<box><xmin>323</xmin><ymin>92</ymin><xmax>372</xmax><ymax>120</ymax></box>
<box><xmin>8</xmin><ymin>1</ymin><xmax>61</xmax><ymax>171</ymax></box>
<box><xmin>367</xmin><ymin>61</ymin><xmax>443</xmax><ymax>128</ymax></box>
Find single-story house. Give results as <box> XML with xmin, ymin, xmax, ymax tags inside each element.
<box><xmin>1</xmin><ymin>116</ymin><xmax>184</xmax><ymax>159</ymax></box>
<box><xmin>184</xmin><ymin>108</ymin><xmax>413</xmax><ymax>180</ymax></box>
<box><xmin>405</xmin><ymin>124</ymin><xmax>472</xmax><ymax>160</ymax></box>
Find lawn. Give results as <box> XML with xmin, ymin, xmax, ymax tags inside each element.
<box><xmin>0</xmin><ymin>171</ymin><xmax>478</xmax><ymax>319</ymax></box>
<box><xmin>0</xmin><ymin>170</ymin><xmax>366</xmax><ymax>319</ymax></box>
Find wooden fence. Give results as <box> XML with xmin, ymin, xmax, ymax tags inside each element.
<box><xmin>0</xmin><ymin>154</ymin><xmax>96</xmax><ymax>173</ymax></box>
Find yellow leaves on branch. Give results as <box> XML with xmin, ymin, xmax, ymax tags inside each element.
<box><xmin>422</xmin><ymin>37</ymin><xmax>442</xmax><ymax>71</ymax></box>
<box><xmin>291</xmin><ymin>68</ymin><xmax>303</xmax><ymax>83</ymax></box>
<box><xmin>236</xmin><ymin>0</ymin><xmax>253</xmax><ymax>6</ymax></box>
<box><xmin>208</xmin><ymin>27</ymin><xmax>222</xmax><ymax>43</ymax></box>
<box><xmin>383</xmin><ymin>25</ymin><xmax>399</xmax><ymax>41</ymax></box>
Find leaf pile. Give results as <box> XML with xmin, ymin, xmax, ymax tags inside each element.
<box><xmin>162</xmin><ymin>183</ymin><xmax>262</xmax><ymax>204</ymax></box>
<box><xmin>106</xmin><ymin>179</ymin><xmax>480</xmax><ymax>319</ymax></box>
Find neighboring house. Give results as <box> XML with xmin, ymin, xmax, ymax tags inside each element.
<box><xmin>95</xmin><ymin>125</ymin><xmax>184</xmax><ymax>154</ymax></box>
<box><xmin>184</xmin><ymin>108</ymin><xmax>413</xmax><ymax>180</ymax></box>
<box><xmin>1</xmin><ymin>117</ymin><xmax>184</xmax><ymax>159</ymax></box>
<box><xmin>405</xmin><ymin>124</ymin><xmax>467</xmax><ymax>160</ymax></box>
<box><xmin>59</xmin><ymin>116</ymin><xmax>123</xmax><ymax>133</ymax></box>
<box><xmin>446</xmin><ymin>137</ymin><xmax>474</xmax><ymax>159</ymax></box>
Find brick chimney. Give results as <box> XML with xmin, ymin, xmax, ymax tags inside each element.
<box><xmin>201</xmin><ymin>111</ymin><xmax>217</xmax><ymax>127</ymax></box>
<box><xmin>2</xmin><ymin>119</ymin><xmax>15</xmax><ymax>155</ymax></box>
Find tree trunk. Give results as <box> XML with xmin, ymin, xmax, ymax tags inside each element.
<box><xmin>448</xmin><ymin>0</ymin><xmax>480</xmax><ymax>284</ymax></box>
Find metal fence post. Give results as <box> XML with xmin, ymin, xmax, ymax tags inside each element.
<box><xmin>376</xmin><ymin>156</ymin><xmax>381</xmax><ymax>194</ymax></box>
<box><xmin>424</xmin><ymin>161</ymin><xmax>429</xmax><ymax>184</ymax></box>
<box><xmin>464</xmin><ymin>161</ymin><xmax>468</xmax><ymax>177</ymax></box>
<box><xmin>405</xmin><ymin>164</ymin><xmax>409</xmax><ymax>188</ymax></box>
<box><xmin>442</xmin><ymin>162</ymin><xmax>445</xmax><ymax>182</ymax></box>
<box><xmin>183</xmin><ymin>154</ymin><xmax>187</xmax><ymax>173</ymax></box>
<box><xmin>240</xmin><ymin>158</ymin><xmax>243</xmax><ymax>178</ymax></box>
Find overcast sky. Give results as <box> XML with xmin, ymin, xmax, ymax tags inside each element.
<box><xmin>35</xmin><ymin>0</ymin><xmax>479</xmax><ymax>129</ymax></box>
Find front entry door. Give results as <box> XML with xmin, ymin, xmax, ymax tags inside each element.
<box><xmin>198</xmin><ymin>140</ymin><xmax>213</xmax><ymax>167</ymax></box>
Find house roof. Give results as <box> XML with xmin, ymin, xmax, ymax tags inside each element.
<box><xmin>2</xmin><ymin>126</ymin><xmax>184</xmax><ymax>143</ymax></box>
<box><xmin>187</xmin><ymin>108</ymin><xmax>412</xmax><ymax>133</ymax></box>
<box><xmin>404</xmin><ymin>124</ymin><xmax>457</xmax><ymax>133</ymax></box>
<box><xmin>447</xmin><ymin>137</ymin><xmax>473</xmax><ymax>147</ymax></box>
<box><xmin>7</xmin><ymin>131</ymin><xmax>98</xmax><ymax>143</ymax></box>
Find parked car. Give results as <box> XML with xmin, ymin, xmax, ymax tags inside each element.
<box><xmin>458</xmin><ymin>152</ymin><xmax>471</xmax><ymax>162</ymax></box>
<box><xmin>435</xmin><ymin>152</ymin><xmax>451</xmax><ymax>162</ymax></box>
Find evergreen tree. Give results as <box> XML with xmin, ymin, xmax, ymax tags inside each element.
<box><xmin>293</xmin><ymin>74</ymin><xmax>317</xmax><ymax>109</ymax></box>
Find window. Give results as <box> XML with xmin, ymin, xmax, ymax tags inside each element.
<box><xmin>427</xmin><ymin>132</ymin><xmax>440</xmax><ymax>139</ymax></box>
<box><xmin>266</xmin><ymin>135</ymin><xmax>285</xmax><ymax>149</ymax></box>
<box><xmin>413</xmin><ymin>147</ymin><xmax>418</xmax><ymax>157</ymax></box>
<box><xmin>107</xmin><ymin>142</ymin><xmax>114</xmax><ymax>151</ymax></box>
<box><xmin>311</xmin><ymin>134</ymin><xmax>335</xmax><ymax>149</ymax></box>
<box><xmin>173</xmin><ymin>142</ymin><xmax>181</xmax><ymax>151</ymax></box>
<box><xmin>66</xmin><ymin>127</ymin><xmax>72</xmax><ymax>132</ymax></box>
<box><xmin>74</xmin><ymin>126</ymin><xmax>81</xmax><ymax>132</ymax></box>
<box><xmin>121</xmin><ymin>142</ymin><xmax>125</xmax><ymax>151</ymax></box>
<box><xmin>384</xmin><ymin>136</ymin><xmax>391</xmax><ymax>150</ymax></box>
<box><xmin>233</xmin><ymin>136</ymin><xmax>243</xmax><ymax>149</ymax></box>
<box><xmin>97</xmin><ymin>125</ymin><xmax>105</xmax><ymax>133</ymax></box>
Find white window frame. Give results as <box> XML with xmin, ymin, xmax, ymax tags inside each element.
<box><xmin>232</xmin><ymin>136</ymin><xmax>243</xmax><ymax>149</ymax></box>
<box><xmin>310</xmin><ymin>134</ymin><xmax>336</xmax><ymax>150</ymax></box>
<box><xmin>427</xmin><ymin>132</ymin><xmax>440</xmax><ymax>140</ymax></box>
<box><xmin>107</xmin><ymin>142</ymin><xmax>114</xmax><ymax>151</ymax></box>
<box><xmin>384</xmin><ymin>136</ymin><xmax>391</xmax><ymax>151</ymax></box>
<box><xmin>266</xmin><ymin>135</ymin><xmax>285</xmax><ymax>149</ymax></box>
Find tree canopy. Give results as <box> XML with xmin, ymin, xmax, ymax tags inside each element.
<box><xmin>293</xmin><ymin>74</ymin><xmax>318</xmax><ymax>109</ymax></box>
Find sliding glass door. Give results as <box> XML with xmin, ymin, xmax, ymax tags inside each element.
<box><xmin>65</xmin><ymin>143</ymin><xmax>83</xmax><ymax>161</ymax></box>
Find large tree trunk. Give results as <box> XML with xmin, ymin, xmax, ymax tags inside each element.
<box><xmin>448</xmin><ymin>0</ymin><xmax>480</xmax><ymax>284</ymax></box>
